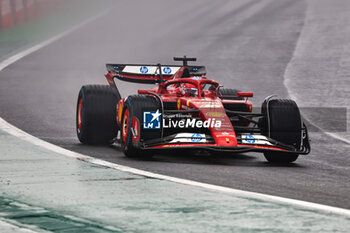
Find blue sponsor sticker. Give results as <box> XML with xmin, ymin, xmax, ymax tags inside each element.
<box><xmin>192</xmin><ymin>77</ymin><xmax>202</xmax><ymax>80</ymax></box>
<box><xmin>113</xmin><ymin>66</ymin><xmax>120</xmax><ymax>73</ymax></box>
<box><xmin>191</xmin><ymin>133</ymin><xmax>203</xmax><ymax>142</ymax></box>
<box><xmin>163</xmin><ymin>66</ymin><xmax>172</xmax><ymax>74</ymax></box>
<box><xmin>140</xmin><ymin>66</ymin><xmax>149</xmax><ymax>74</ymax></box>
<box><xmin>143</xmin><ymin>110</ymin><xmax>161</xmax><ymax>129</ymax></box>
<box><xmin>244</xmin><ymin>135</ymin><xmax>256</xmax><ymax>144</ymax></box>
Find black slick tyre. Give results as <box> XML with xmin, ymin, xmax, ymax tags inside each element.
<box><xmin>121</xmin><ymin>95</ymin><xmax>161</xmax><ymax>158</ymax></box>
<box><xmin>76</xmin><ymin>85</ymin><xmax>121</xmax><ymax>145</ymax></box>
<box><xmin>262</xmin><ymin>99</ymin><xmax>301</xmax><ymax>163</ymax></box>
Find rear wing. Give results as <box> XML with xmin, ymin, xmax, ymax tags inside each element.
<box><xmin>106</xmin><ymin>64</ymin><xmax>206</xmax><ymax>84</ymax></box>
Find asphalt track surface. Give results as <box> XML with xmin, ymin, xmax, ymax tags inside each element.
<box><xmin>0</xmin><ymin>0</ymin><xmax>349</xmax><ymax>209</ymax></box>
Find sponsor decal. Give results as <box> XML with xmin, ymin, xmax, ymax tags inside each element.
<box><xmin>216</xmin><ymin>132</ymin><xmax>233</xmax><ymax>137</ymax></box>
<box><xmin>243</xmin><ymin>135</ymin><xmax>256</xmax><ymax>144</ymax></box>
<box><xmin>192</xmin><ymin>76</ymin><xmax>202</xmax><ymax>80</ymax></box>
<box><xmin>189</xmin><ymin>100</ymin><xmax>222</xmax><ymax>109</ymax></box>
<box><xmin>241</xmin><ymin>134</ymin><xmax>273</xmax><ymax>146</ymax></box>
<box><xmin>140</xmin><ymin>66</ymin><xmax>149</xmax><ymax>74</ymax></box>
<box><xmin>163</xmin><ymin>66</ymin><xmax>172</xmax><ymax>74</ymax></box>
<box><xmin>113</xmin><ymin>66</ymin><xmax>120</xmax><ymax>73</ymax></box>
<box><xmin>177</xmin><ymin>99</ymin><xmax>181</xmax><ymax>110</ymax></box>
<box><xmin>199</xmin><ymin>103</ymin><xmax>222</xmax><ymax>108</ymax></box>
<box><xmin>123</xmin><ymin>66</ymin><xmax>181</xmax><ymax>75</ymax></box>
<box><xmin>143</xmin><ymin>110</ymin><xmax>161</xmax><ymax>129</ymax></box>
<box><xmin>117</xmin><ymin>102</ymin><xmax>123</xmax><ymax>123</ymax></box>
<box><xmin>170</xmin><ymin>133</ymin><xmax>207</xmax><ymax>143</ymax></box>
<box><xmin>191</xmin><ymin>133</ymin><xmax>204</xmax><ymax>142</ymax></box>
<box><xmin>207</xmin><ymin>112</ymin><xmax>225</xmax><ymax>117</ymax></box>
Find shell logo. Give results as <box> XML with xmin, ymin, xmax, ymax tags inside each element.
<box><xmin>207</xmin><ymin>112</ymin><xmax>224</xmax><ymax>117</ymax></box>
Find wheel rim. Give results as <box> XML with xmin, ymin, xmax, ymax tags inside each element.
<box><xmin>77</xmin><ymin>98</ymin><xmax>83</xmax><ymax>132</ymax></box>
<box><xmin>122</xmin><ymin>108</ymin><xmax>130</xmax><ymax>144</ymax></box>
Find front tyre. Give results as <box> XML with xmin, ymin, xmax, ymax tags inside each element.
<box><xmin>121</xmin><ymin>95</ymin><xmax>161</xmax><ymax>158</ymax></box>
<box><xmin>76</xmin><ymin>85</ymin><xmax>120</xmax><ymax>144</ymax></box>
<box><xmin>262</xmin><ymin>99</ymin><xmax>301</xmax><ymax>163</ymax></box>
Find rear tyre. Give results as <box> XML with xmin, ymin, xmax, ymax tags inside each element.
<box><xmin>76</xmin><ymin>85</ymin><xmax>121</xmax><ymax>144</ymax></box>
<box><xmin>121</xmin><ymin>95</ymin><xmax>161</xmax><ymax>159</ymax></box>
<box><xmin>217</xmin><ymin>88</ymin><xmax>244</xmax><ymax>100</ymax></box>
<box><xmin>262</xmin><ymin>99</ymin><xmax>301</xmax><ymax>163</ymax></box>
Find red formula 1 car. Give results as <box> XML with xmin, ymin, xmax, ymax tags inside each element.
<box><xmin>76</xmin><ymin>56</ymin><xmax>310</xmax><ymax>163</ymax></box>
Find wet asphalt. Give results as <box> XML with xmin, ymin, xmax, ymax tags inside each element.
<box><xmin>0</xmin><ymin>0</ymin><xmax>349</xmax><ymax>209</ymax></box>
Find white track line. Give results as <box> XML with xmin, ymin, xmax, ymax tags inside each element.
<box><xmin>281</xmin><ymin>5</ymin><xmax>350</xmax><ymax>146</ymax></box>
<box><xmin>300</xmin><ymin>107</ymin><xmax>350</xmax><ymax>145</ymax></box>
<box><xmin>0</xmin><ymin>9</ymin><xmax>109</xmax><ymax>72</ymax></box>
<box><xmin>1</xmin><ymin>117</ymin><xmax>350</xmax><ymax>217</ymax></box>
<box><xmin>284</xmin><ymin>80</ymin><xmax>350</xmax><ymax>145</ymax></box>
<box><xmin>0</xmin><ymin>9</ymin><xmax>350</xmax><ymax>219</ymax></box>
<box><xmin>322</xmin><ymin>131</ymin><xmax>350</xmax><ymax>144</ymax></box>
